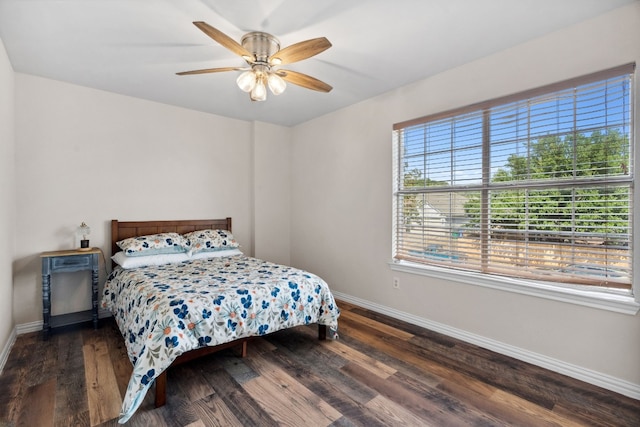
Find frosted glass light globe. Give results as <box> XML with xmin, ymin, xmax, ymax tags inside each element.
<box><xmin>236</xmin><ymin>71</ymin><xmax>257</xmax><ymax>92</ymax></box>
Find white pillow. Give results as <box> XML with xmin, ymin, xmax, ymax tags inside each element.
<box><xmin>112</xmin><ymin>251</ymin><xmax>190</xmax><ymax>269</ymax></box>
<box><xmin>190</xmin><ymin>248</ymin><xmax>243</xmax><ymax>260</ymax></box>
<box><xmin>112</xmin><ymin>249</ymin><xmax>242</xmax><ymax>269</ymax></box>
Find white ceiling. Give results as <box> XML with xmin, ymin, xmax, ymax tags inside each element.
<box><xmin>0</xmin><ymin>0</ymin><xmax>635</xmax><ymax>127</ymax></box>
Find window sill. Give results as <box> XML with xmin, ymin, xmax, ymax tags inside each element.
<box><xmin>389</xmin><ymin>260</ymin><xmax>639</xmax><ymax>315</ymax></box>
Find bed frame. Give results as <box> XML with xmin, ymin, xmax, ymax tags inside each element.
<box><xmin>110</xmin><ymin>218</ymin><xmax>327</xmax><ymax>408</ymax></box>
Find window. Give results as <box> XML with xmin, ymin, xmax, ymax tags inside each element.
<box><xmin>393</xmin><ymin>64</ymin><xmax>634</xmax><ymax>295</ymax></box>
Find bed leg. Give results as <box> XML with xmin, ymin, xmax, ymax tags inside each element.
<box><xmin>240</xmin><ymin>340</ymin><xmax>248</xmax><ymax>358</ymax></box>
<box><xmin>318</xmin><ymin>324</ymin><xmax>327</xmax><ymax>340</ymax></box>
<box><xmin>155</xmin><ymin>371</ymin><xmax>167</xmax><ymax>408</ymax></box>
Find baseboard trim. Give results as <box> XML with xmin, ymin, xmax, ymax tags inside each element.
<box><xmin>332</xmin><ymin>291</ymin><xmax>640</xmax><ymax>400</ymax></box>
<box><xmin>15</xmin><ymin>310</ymin><xmax>113</xmax><ymax>337</ymax></box>
<box><xmin>0</xmin><ymin>327</ymin><xmax>17</xmax><ymax>375</ymax></box>
<box><xmin>16</xmin><ymin>320</ymin><xmax>42</xmax><ymax>335</ymax></box>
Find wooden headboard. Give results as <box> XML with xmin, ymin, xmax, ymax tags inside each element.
<box><xmin>110</xmin><ymin>218</ymin><xmax>232</xmax><ymax>267</ymax></box>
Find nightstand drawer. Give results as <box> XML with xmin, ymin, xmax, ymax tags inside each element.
<box><xmin>51</xmin><ymin>255</ymin><xmax>91</xmax><ymax>271</ymax></box>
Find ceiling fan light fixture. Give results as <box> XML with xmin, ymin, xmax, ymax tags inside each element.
<box><xmin>250</xmin><ymin>77</ymin><xmax>267</xmax><ymax>101</ymax></box>
<box><xmin>178</xmin><ymin>22</ymin><xmax>332</xmax><ymax>100</ymax></box>
<box><xmin>267</xmin><ymin>73</ymin><xmax>286</xmax><ymax>95</ymax></box>
<box><xmin>236</xmin><ymin>70</ymin><xmax>257</xmax><ymax>92</ymax></box>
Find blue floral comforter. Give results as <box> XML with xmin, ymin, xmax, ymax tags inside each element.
<box><xmin>101</xmin><ymin>254</ymin><xmax>340</xmax><ymax>423</ymax></box>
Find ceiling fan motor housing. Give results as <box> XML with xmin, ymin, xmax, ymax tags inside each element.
<box><xmin>241</xmin><ymin>32</ymin><xmax>280</xmax><ymax>65</ymax></box>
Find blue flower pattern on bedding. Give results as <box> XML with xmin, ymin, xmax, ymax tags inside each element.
<box><xmin>101</xmin><ymin>255</ymin><xmax>340</xmax><ymax>424</ymax></box>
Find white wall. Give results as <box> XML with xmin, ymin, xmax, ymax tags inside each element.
<box><xmin>0</xmin><ymin>38</ymin><xmax>15</xmax><ymax>368</ymax></box>
<box><xmin>253</xmin><ymin>121</ymin><xmax>292</xmax><ymax>265</ymax></box>
<box><xmin>290</xmin><ymin>3</ymin><xmax>640</xmax><ymax>390</ymax></box>
<box><xmin>12</xmin><ymin>75</ymin><xmax>259</xmax><ymax>325</ymax></box>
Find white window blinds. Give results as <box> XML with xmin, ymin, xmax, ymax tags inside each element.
<box><xmin>393</xmin><ymin>64</ymin><xmax>634</xmax><ymax>291</ymax></box>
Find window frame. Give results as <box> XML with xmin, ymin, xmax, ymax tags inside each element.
<box><xmin>391</xmin><ymin>63</ymin><xmax>639</xmax><ymax>314</ymax></box>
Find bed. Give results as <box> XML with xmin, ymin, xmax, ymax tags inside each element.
<box><xmin>101</xmin><ymin>218</ymin><xmax>340</xmax><ymax>424</ymax></box>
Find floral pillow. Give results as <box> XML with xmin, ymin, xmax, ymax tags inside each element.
<box><xmin>116</xmin><ymin>232</ymin><xmax>189</xmax><ymax>257</ymax></box>
<box><xmin>182</xmin><ymin>229</ymin><xmax>239</xmax><ymax>255</ymax></box>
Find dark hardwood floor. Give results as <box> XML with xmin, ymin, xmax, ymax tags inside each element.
<box><xmin>1</xmin><ymin>300</ymin><xmax>638</xmax><ymax>426</ymax></box>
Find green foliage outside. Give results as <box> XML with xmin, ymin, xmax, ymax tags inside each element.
<box><xmin>463</xmin><ymin>130</ymin><xmax>630</xmax><ymax>243</ymax></box>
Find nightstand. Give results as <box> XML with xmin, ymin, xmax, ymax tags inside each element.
<box><xmin>41</xmin><ymin>248</ymin><xmax>101</xmax><ymax>338</ymax></box>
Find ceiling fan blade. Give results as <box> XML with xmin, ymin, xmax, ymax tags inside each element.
<box><xmin>176</xmin><ymin>66</ymin><xmax>242</xmax><ymax>76</ymax></box>
<box><xmin>192</xmin><ymin>21</ymin><xmax>254</xmax><ymax>61</ymax></box>
<box><xmin>278</xmin><ymin>70</ymin><xmax>332</xmax><ymax>92</ymax></box>
<box><xmin>270</xmin><ymin>37</ymin><xmax>331</xmax><ymax>65</ymax></box>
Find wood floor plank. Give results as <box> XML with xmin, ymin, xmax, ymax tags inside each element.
<box><xmin>437</xmin><ymin>377</ymin><xmax>576</xmax><ymax>427</ymax></box>
<box><xmin>82</xmin><ymin>337</ymin><xmax>123</xmax><ymax>425</ymax></box>
<box><xmin>110</xmin><ymin>408</ymin><xmax>170</xmax><ymax>427</ymax></box>
<box><xmin>205</xmin><ymin>347</ymin><xmax>262</xmax><ymax>386</ymax></box>
<box><xmin>349</xmin><ymin>306</ymin><xmax>457</xmax><ymax>347</ymax></box>
<box><xmin>320</xmin><ymin>339</ymin><xmax>397</xmax><ymax>379</ymax></box>
<box><xmin>260</xmin><ymin>338</ymin><xmax>392</xmax><ymax>425</ymax></box>
<box><xmin>334</xmin><ymin>300</ymin><xmax>359</xmax><ymax>312</ymax></box>
<box><xmin>54</xmin><ymin>330</ymin><xmax>89</xmax><ymax>426</ymax></box>
<box><xmin>339</xmin><ymin>309</ymin><xmax>415</xmax><ymax>341</ymax></box>
<box><xmin>244</xmin><ymin>354</ymin><xmax>343</xmax><ymax>426</ymax></box>
<box><xmin>204</xmin><ymin>366</ymin><xmax>280</xmax><ymax>427</ymax></box>
<box><xmin>341</xmin><ymin>313</ymin><xmax>562</xmax><ymax>411</ymax></box>
<box><xmin>337</xmin><ymin>316</ymin><xmax>468</xmax><ymax>382</ymax></box>
<box><xmin>103</xmin><ymin>321</ymin><xmax>133</xmax><ymax>399</ymax></box>
<box><xmin>0</xmin><ymin>367</ymin><xmax>22</xmax><ymax>424</ymax></box>
<box><xmin>342</xmin><ymin>360</ymin><xmax>507</xmax><ymax>426</ymax></box>
<box><xmin>54</xmin><ymin>411</ymin><xmax>91</xmax><ymax>427</ymax></box>
<box><xmin>154</xmin><ymin>393</ymin><xmax>201</xmax><ymax>427</ymax></box>
<box><xmin>169</xmin><ymin>362</ymin><xmax>216</xmax><ymax>402</ymax></box>
<box><xmin>271</xmin><ymin>327</ymin><xmax>346</xmax><ymax>362</ymax></box>
<box><xmin>245</xmin><ymin>336</ymin><xmax>277</xmax><ymax>354</ymax></box>
<box><xmin>17</xmin><ymin>378</ymin><xmax>56</xmax><ymax>427</ymax></box>
<box><xmin>0</xmin><ymin>332</ymin><xmax>39</xmax><ymax>425</ymax></box>
<box><xmin>190</xmin><ymin>393</ymin><xmax>244</xmax><ymax>427</ymax></box>
<box><xmin>552</xmin><ymin>399</ymin><xmax>640</xmax><ymax>427</ymax></box>
<box><xmin>489</xmin><ymin>388</ymin><xmax>584</xmax><ymax>427</ymax></box>
<box><xmin>330</xmin><ymin>328</ymin><xmax>443</xmax><ymax>389</ymax></box>
<box><xmin>542</xmin><ymin>371</ymin><xmax>640</xmax><ymax>426</ymax></box>
<box><xmin>266</xmin><ymin>327</ymin><xmax>355</xmax><ymax>377</ymax></box>
<box><xmin>411</xmin><ymin>331</ymin><xmax>563</xmax><ymax>409</ymax></box>
<box><xmin>23</xmin><ymin>332</ymin><xmax>58</xmax><ymax>388</ymax></box>
<box><xmin>365</xmin><ymin>394</ymin><xmax>434</xmax><ymax>427</ymax></box>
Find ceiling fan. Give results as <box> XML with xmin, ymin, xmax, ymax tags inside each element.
<box><xmin>177</xmin><ymin>21</ymin><xmax>333</xmax><ymax>101</ymax></box>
